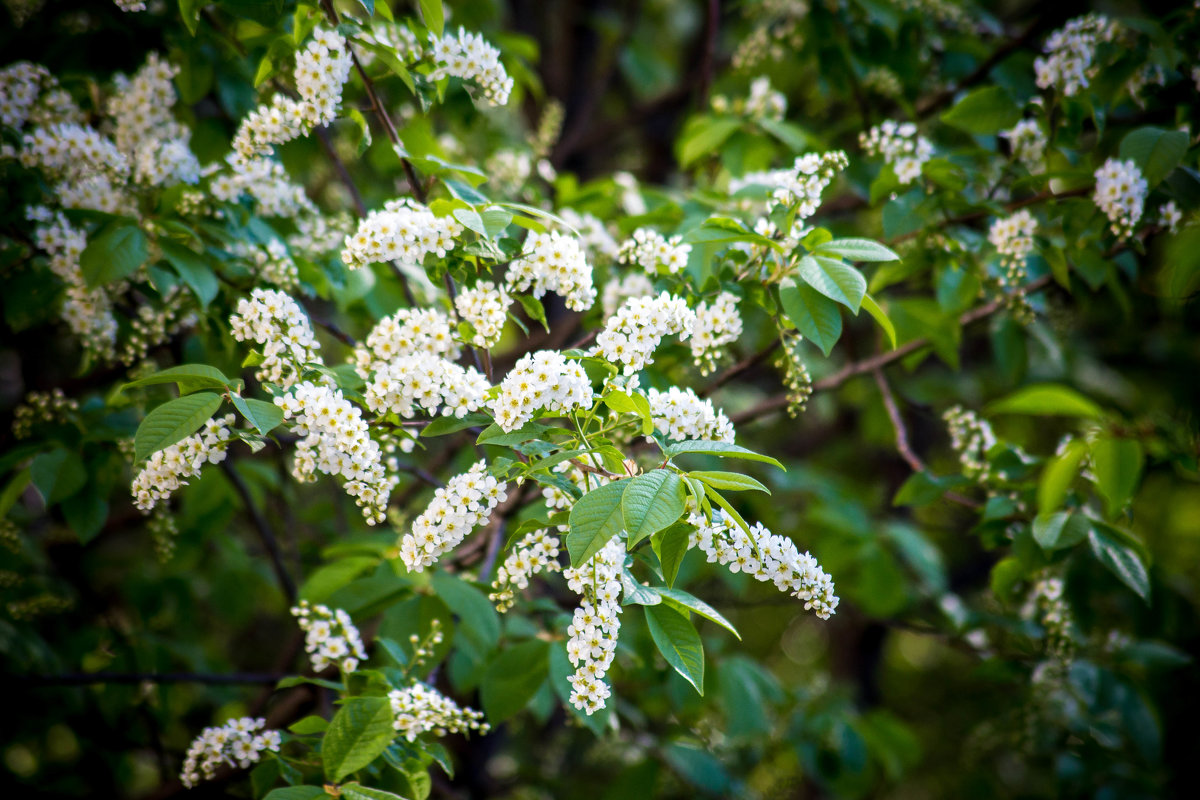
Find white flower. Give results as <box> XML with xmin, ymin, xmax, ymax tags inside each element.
<box><xmin>859</xmin><ymin>121</ymin><xmax>931</xmax><ymax>186</ymax></box>
<box><xmin>690</xmin><ymin>292</ymin><xmax>743</xmax><ymax>374</ymax></box>
<box><xmin>365</xmin><ymin>352</ymin><xmax>491</xmax><ymax>419</ymax></box>
<box><xmin>563</xmin><ymin>537</ymin><xmax>625</xmax><ymax>714</ymax></box>
<box><xmin>594</xmin><ymin>292</ymin><xmax>695</xmax><ymax>375</ymax></box>
<box><xmin>292</xmin><ymin>600</ymin><xmax>368</xmax><ymax>673</ymax></box>
<box><xmin>230</xmin><ymin>288</ymin><xmax>321</xmax><ymax>389</ymax></box>
<box><xmin>559</xmin><ymin>208</ymin><xmax>619</xmax><ymax>260</ymax></box>
<box><xmin>489</xmin><ymin>350</ymin><xmax>594</xmax><ymax>432</ymax></box>
<box><xmin>601</xmin><ymin>272</ymin><xmax>655</xmax><ymax>318</ymax></box>
<box><xmin>617</xmin><ymin>228</ymin><xmax>691</xmax><ymax>275</ymax></box>
<box><xmin>647</xmin><ymin>387</ymin><xmax>735</xmax><ymax>442</ymax></box>
<box><xmin>944</xmin><ymin>405</ymin><xmax>996</xmax><ymax>482</ymax></box>
<box><xmin>180</xmin><ymin>718</ymin><xmax>279</xmax><ymax>788</ymax></box>
<box><xmin>399</xmin><ymin>461</ymin><xmax>507</xmax><ymax>571</ymax></box>
<box><xmin>354</xmin><ymin>307</ymin><xmax>460</xmax><ymax>378</ymax></box>
<box><xmin>1001</xmin><ymin>120</ymin><xmax>1047</xmax><ymax>173</ymax></box>
<box><xmin>455</xmin><ymin>281</ymin><xmax>511</xmax><ymax>348</ymax></box>
<box><xmin>1093</xmin><ymin>158</ymin><xmax>1147</xmax><ymax>239</ymax></box>
<box><xmin>490</xmin><ymin>529</ymin><xmax>562</xmax><ymax>611</ymax></box>
<box><xmin>1034</xmin><ymin>15</ymin><xmax>1120</xmax><ymax>97</ymax></box>
<box><xmin>988</xmin><ymin>210</ymin><xmax>1038</xmax><ymax>286</ymax></box>
<box><xmin>730</xmin><ymin>151</ymin><xmax>848</xmax><ymax>220</ymax></box>
<box><xmin>506</xmin><ymin>231</ymin><xmax>597</xmax><ymax>311</ymax></box>
<box><xmin>341</xmin><ymin>198</ymin><xmax>463</xmax><ymax>270</ymax></box>
<box><xmin>1159</xmin><ymin>200</ymin><xmax>1182</xmax><ymax>233</ymax></box>
<box><xmin>132</xmin><ymin>415</ymin><xmax>235</xmax><ymax>513</ymax></box>
<box><xmin>389</xmin><ymin>683</ymin><xmax>489</xmax><ymax>741</ymax></box>
<box><xmin>427</xmin><ymin>27</ymin><xmax>513</xmax><ymax>106</ymax></box>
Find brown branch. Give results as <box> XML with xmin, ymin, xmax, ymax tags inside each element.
<box><xmin>700</xmin><ymin>339</ymin><xmax>781</xmax><ymax>397</ymax></box>
<box><xmin>222</xmin><ymin>461</ymin><xmax>298</xmax><ymax>603</ymax></box>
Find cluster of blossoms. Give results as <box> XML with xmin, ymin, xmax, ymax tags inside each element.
<box><xmin>1026</xmin><ymin>572</ymin><xmax>1074</xmax><ymax>661</ymax></box>
<box><xmin>109</xmin><ymin>53</ymin><xmax>200</xmax><ymax>187</ymax></box>
<box><xmin>988</xmin><ymin>210</ymin><xmax>1038</xmax><ymax>284</ymax></box>
<box><xmin>119</xmin><ymin>289</ymin><xmax>197</xmax><ymax>367</ymax></box>
<box><xmin>389</xmin><ymin>683</ymin><xmax>490</xmax><ymax>741</ymax></box>
<box><xmin>455</xmin><ymin>281</ymin><xmax>511</xmax><ymax>348</ymax></box>
<box><xmin>647</xmin><ymin>387</ymin><xmax>735</xmax><ymax>443</ymax></box>
<box><xmin>180</xmin><ymin>718</ymin><xmax>281</xmax><ymax>789</ymax></box>
<box><xmin>1160</xmin><ymin>200</ymin><xmax>1182</xmax><ymax>233</ymax></box>
<box><xmin>490</xmin><ymin>350</ymin><xmax>594</xmax><ymax>432</ymax></box>
<box><xmin>542</xmin><ymin>459</ymin><xmax>612</xmax><ymax>513</ymax></box>
<box><xmin>276</xmin><ymin>383</ymin><xmax>393</xmax><ymax>524</ymax></box>
<box><xmin>711</xmin><ymin>75</ymin><xmax>786</xmax><ymax>120</ymax></box>
<box><xmin>354</xmin><ymin>307</ymin><xmax>459</xmax><ymax>377</ymax></box>
<box><xmin>1034</xmin><ymin>14</ymin><xmax>1121</xmax><ymax>96</ymax></box>
<box><xmin>690</xmin><ymin>292</ymin><xmax>743</xmax><ymax>374</ymax></box>
<box><xmin>778</xmin><ymin>336</ymin><xmax>814</xmax><ymax>416</ymax></box>
<box><xmin>11</xmin><ymin>389</ymin><xmax>78</xmax><ymax>438</ymax></box>
<box><xmin>0</xmin><ymin>62</ymin><xmax>55</xmax><ymax>128</ymax></box>
<box><xmin>399</xmin><ymin>461</ymin><xmax>507</xmax><ymax>571</ymax></box>
<box><xmin>1093</xmin><ymin>158</ymin><xmax>1147</xmax><ymax>239</ymax></box>
<box><xmin>595</xmin><ymin>292</ymin><xmax>695</xmax><ymax>374</ymax></box>
<box><xmin>559</xmin><ymin>208</ymin><xmax>619</xmax><ymax>261</ymax></box>
<box><xmin>232</xmin><ymin>240</ymin><xmax>299</xmax><ymax>289</ymax></box>
<box><xmin>490</xmin><ymin>530</ymin><xmax>562</xmax><ymax>612</ymax></box>
<box><xmin>365</xmin><ymin>352</ymin><xmax>490</xmax><ymax>420</ymax></box>
<box><xmin>863</xmin><ymin>66</ymin><xmax>903</xmax><ymax>98</ymax></box>
<box><xmin>342</xmin><ymin>198</ymin><xmax>463</xmax><ymax>270</ymax></box>
<box><xmin>617</xmin><ymin>228</ymin><xmax>692</xmax><ymax>275</ymax></box>
<box><xmin>564</xmin><ymin>538</ymin><xmax>625</xmax><ymax>714</ymax></box>
<box><xmin>731</xmin><ymin>0</ymin><xmax>807</xmax><ymax>70</ymax></box>
<box><xmin>601</xmin><ymin>271</ymin><xmax>654</xmax><ymax>318</ymax></box>
<box><xmin>944</xmin><ymin>406</ymin><xmax>997</xmax><ymax>483</ymax></box>
<box><xmin>114</xmin><ymin>0</ymin><xmax>146</xmax><ymax>10</ymax></box>
<box><xmin>689</xmin><ymin>511</ymin><xmax>839</xmax><ymax>619</ymax></box>
<box><xmin>506</xmin><ymin>231</ymin><xmax>597</xmax><ymax>311</ymax></box>
<box><xmin>428</xmin><ymin>28</ymin><xmax>513</xmax><ymax>106</ymax></box>
<box><xmin>859</xmin><ymin>120</ymin><xmax>932</xmax><ymax>185</ymax></box>
<box><xmin>1002</xmin><ymin>120</ymin><xmax>1048</xmax><ymax>173</ymax></box>
<box><xmin>232</xmin><ymin>28</ymin><xmax>353</xmax><ymax>163</ymax></box>
<box><xmin>209</xmin><ymin>155</ymin><xmax>315</xmax><ymax>218</ymax></box>
<box><xmin>742</xmin><ymin>151</ymin><xmax>849</xmax><ymax>219</ymax></box>
<box><xmin>230</xmin><ymin>289</ymin><xmax>320</xmax><ymax>389</ymax></box>
<box><xmin>19</xmin><ymin>122</ymin><xmax>127</xmax><ymax>181</ymax></box>
<box><xmin>131</xmin><ymin>415</ymin><xmax>235</xmax><ymax>513</ymax></box>
<box><xmin>291</xmin><ymin>600</ymin><xmax>368</xmax><ymax>673</ymax></box>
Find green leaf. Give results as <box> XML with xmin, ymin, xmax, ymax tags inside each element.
<box><xmin>30</xmin><ymin>448</ymin><xmax>86</xmax><ymax>505</ymax></box>
<box><xmin>1088</xmin><ymin>522</ymin><xmax>1150</xmax><ymax>601</ymax></box>
<box><xmin>779</xmin><ymin>278</ymin><xmax>842</xmax><ymax>356</ymax></box>
<box><xmin>651</xmin><ymin>521</ymin><xmax>693</xmax><ymax>588</ymax></box>
<box><xmin>1091</xmin><ymin>437</ymin><xmax>1143</xmax><ymax>516</ymax></box>
<box><xmin>62</xmin><ymin>486</ymin><xmax>107</xmax><ymax>543</ymax></box>
<box><xmin>566</xmin><ymin>479</ymin><xmax>629</xmax><ymax>567</ymax></box>
<box><xmin>662</xmin><ymin>440</ymin><xmax>784</xmax><ymax>471</ymax></box>
<box><xmin>861</xmin><ymin>294</ymin><xmax>897</xmax><ymax>349</ymax></box>
<box><xmin>644</xmin><ymin>604</ymin><xmax>705</xmax><ymax>694</ymax></box>
<box><xmin>651</xmin><ymin>586</ymin><xmax>740</xmax><ymax>640</ymax></box>
<box><xmin>477</xmin><ymin>420</ymin><xmax>562</xmax><ymax>446</ymax></box>
<box><xmin>452</xmin><ymin>207</ymin><xmax>486</xmax><ymax>236</ymax></box>
<box><xmin>354</xmin><ymin>0</ymin><xmax>375</xmax><ymax>16</ymax></box>
<box><xmin>940</xmin><ymin>86</ymin><xmax>1020</xmax><ymax>134</ymax></box>
<box><xmin>231</xmin><ymin>396</ymin><xmax>284</xmax><ymax>436</ymax></box>
<box><xmin>343</xmin><ymin>784</ymin><xmax>410</xmax><ymax>800</ymax></box>
<box><xmin>179</xmin><ymin>0</ymin><xmax>202</xmax><ymax>35</ymax></box>
<box><xmin>161</xmin><ymin>240</ymin><xmax>218</xmax><ymax>307</ymax></box>
<box><xmin>421</xmin><ymin>412</ymin><xmax>490</xmax><ymax>437</ymax></box>
<box><xmin>815</xmin><ymin>238</ymin><xmax>900</xmax><ymax>262</ymax></box>
<box><xmin>121</xmin><ymin>364</ymin><xmax>233</xmax><ymax>395</ymax></box>
<box><xmin>516</xmin><ymin>294</ymin><xmax>549</xmax><ymax>332</ymax></box>
<box><xmin>263</xmin><ymin>788</ymin><xmax>328</xmax><ymax>800</ymax></box>
<box><xmin>134</xmin><ymin>392</ymin><xmax>223</xmax><ymax>463</ymax></box>
<box><xmin>288</xmin><ymin>715</ymin><xmax>329</xmax><ymax>735</ymax></box>
<box><xmin>442</xmin><ymin>177</ymin><xmax>489</xmax><ymax>205</ymax></box>
<box><xmin>986</xmin><ymin>384</ymin><xmax>1103</xmax><ymax>418</ymax></box>
<box><xmin>480</xmin><ymin>639</ymin><xmax>549</xmax><ymax>723</ymax></box>
<box><xmin>702</xmin><ymin>484</ymin><xmax>752</xmax><ymax>538</ymax></box>
<box><xmin>430</xmin><ymin>575</ymin><xmax>500</xmax><ymax>656</ymax></box>
<box><xmin>480</xmin><ymin>207</ymin><xmax>514</xmax><ymax>239</ymax></box>
<box><xmin>418</xmin><ymin>0</ymin><xmax>443</xmax><ymax>37</ymax></box>
<box><xmin>621</xmin><ymin>470</ymin><xmax>686</xmax><ymax>548</ymax></box>
<box><xmin>678</xmin><ymin>116</ymin><xmax>743</xmax><ymax>167</ymax></box>
<box><xmin>1032</xmin><ymin>511</ymin><xmax>1090</xmax><ymax>551</ymax></box>
<box><xmin>1038</xmin><ymin>438</ymin><xmax>1087</xmax><ymax>514</ymax></box>
<box><xmin>322</xmin><ymin>696</ymin><xmax>395</xmax><ymax>782</ymax></box>
<box><xmin>1119</xmin><ymin>126</ymin><xmax>1190</xmax><ymax>188</ymax></box>
<box><xmin>689</xmin><ymin>471</ymin><xmax>769</xmax><ymax>494</ymax></box>
<box><xmin>80</xmin><ymin>224</ymin><xmax>148</xmax><ymax>288</ymax></box>
<box><xmin>798</xmin><ymin>254</ymin><xmax>867</xmax><ymax>312</ymax></box>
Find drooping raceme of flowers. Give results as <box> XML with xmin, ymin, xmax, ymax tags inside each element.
<box><xmin>490</xmin><ymin>529</ymin><xmax>562</xmax><ymax>612</ymax></box>
<box><xmin>859</xmin><ymin>120</ymin><xmax>932</xmax><ymax>185</ymax></box>
<box><xmin>180</xmin><ymin>718</ymin><xmax>281</xmax><ymax>789</ymax></box>
<box><xmin>230</xmin><ymin>288</ymin><xmax>321</xmax><ymax>389</ymax></box>
<box><xmin>11</xmin><ymin>388</ymin><xmax>78</xmax><ymax>439</ymax></box>
<box><xmin>109</xmin><ymin>53</ymin><xmax>200</xmax><ymax>187</ymax></box>
<box><xmin>506</xmin><ymin>231</ymin><xmax>597</xmax><ymax>311</ymax></box>
<box><xmin>689</xmin><ymin>511</ymin><xmax>838</xmax><ymax>619</ymax></box>
<box><xmin>617</xmin><ymin>228</ymin><xmax>691</xmax><ymax>275</ymax></box>
<box><xmin>1034</xmin><ymin>14</ymin><xmax>1120</xmax><ymax>97</ymax></box>
<box><xmin>131</xmin><ymin>415</ymin><xmax>235</xmax><ymax>513</ymax></box>
<box><xmin>733</xmin><ymin>151</ymin><xmax>849</xmax><ymax>219</ymax></box>
<box><xmin>399</xmin><ymin>461</ymin><xmax>507</xmax><ymax>571</ymax></box>
<box><xmin>365</xmin><ymin>352</ymin><xmax>490</xmax><ymax>419</ymax></box>
<box><xmin>341</xmin><ymin>198</ymin><xmax>463</xmax><ymax>270</ymax></box>
<box><xmin>353</xmin><ymin>307</ymin><xmax>460</xmax><ymax>377</ymax></box>
<box><xmin>944</xmin><ymin>405</ymin><xmax>997</xmax><ymax>483</ymax></box>
<box><xmin>275</xmin><ymin>382</ymin><xmax>394</xmax><ymax>524</ymax></box>
<box><xmin>711</xmin><ymin>75</ymin><xmax>786</xmax><ymax>120</ymax></box>
<box><xmin>595</xmin><ymin>292</ymin><xmax>695</xmax><ymax>375</ymax></box>
<box><xmin>490</xmin><ymin>350</ymin><xmax>594</xmax><ymax>432</ymax></box>
<box><xmin>292</xmin><ymin>600</ymin><xmax>368</xmax><ymax>673</ymax></box>
<box><xmin>778</xmin><ymin>336</ymin><xmax>813</xmax><ymax>416</ymax></box>
<box><xmin>1002</xmin><ymin>119</ymin><xmax>1048</xmax><ymax>173</ymax></box>
<box><xmin>455</xmin><ymin>281</ymin><xmax>510</xmax><ymax>348</ymax></box>
<box><xmin>389</xmin><ymin>683</ymin><xmax>490</xmax><ymax>741</ymax></box>
<box><xmin>690</xmin><ymin>292</ymin><xmax>744</xmax><ymax>374</ymax></box>
<box><xmin>601</xmin><ymin>271</ymin><xmax>655</xmax><ymax>318</ymax></box>
<box><xmin>232</xmin><ymin>239</ymin><xmax>299</xmax><ymax>290</ymax></box>
<box><xmin>209</xmin><ymin>155</ymin><xmax>317</xmax><ymax>219</ymax></box>
<box><xmin>988</xmin><ymin>209</ymin><xmax>1037</xmax><ymax>285</ymax></box>
<box><xmin>428</xmin><ymin>27</ymin><xmax>514</xmax><ymax>106</ymax></box>
<box><xmin>564</xmin><ymin>537</ymin><xmax>625</xmax><ymax>714</ymax></box>
<box><xmin>647</xmin><ymin>387</ymin><xmax>736</xmax><ymax>443</ymax></box>
<box><xmin>1093</xmin><ymin>158</ymin><xmax>1147</xmax><ymax>239</ymax></box>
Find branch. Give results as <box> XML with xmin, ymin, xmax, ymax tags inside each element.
<box><xmin>222</xmin><ymin>462</ymin><xmax>298</xmax><ymax>603</ymax></box>
<box><xmin>890</xmin><ymin>187</ymin><xmax>1091</xmax><ymax>245</ymax></box>
<box><xmin>700</xmin><ymin>339</ymin><xmax>781</xmax><ymax>397</ymax></box>
<box><xmin>12</xmin><ymin>671</ymin><xmax>285</xmax><ymax>687</ymax></box>
<box><xmin>916</xmin><ymin>23</ymin><xmax>1040</xmax><ymax>117</ymax></box>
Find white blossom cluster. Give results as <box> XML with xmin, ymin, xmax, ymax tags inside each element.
<box><xmin>542</xmin><ymin>460</ymin><xmax>611</xmax><ymax>513</ymax></box>
<box><xmin>595</xmin><ymin>292</ymin><xmax>695</xmax><ymax>375</ymax></box>
<box><xmin>563</xmin><ymin>537</ymin><xmax>625</xmax><ymax>714</ymax></box>
<box><xmin>11</xmin><ymin>388</ymin><xmax>78</xmax><ymax>438</ymax></box>
<box><xmin>731</xmin><ymin>1</ymin><xmax>807</xmax><ymax>70</ymax></box>
<box><xmin>689</xmin><ymin>511</ymin><xmax>839</xmax><ymax>619</ymax></box>
<box><xmin>455</xmin><ymin>281</ymin><xmax>510</xmax><ymax>348</ymax></box>
<box><xmin>399</xmin><ymin>461</ymin><xmax>507</xmax><ymax>571</ymax></box>
<box><xmin>617</xmin><ymin>228</ymin><xmax>691</xmax><ymax>275</ymax></box>
<box><xmin>131</xmin><ymin>415</ymin><xmax>235</xmax><ymax>512</ymax></box>
<box><xmin>291</xmin><ymin>600</ymin><xmax>368</xmax><ymax>673</ymax></box>
<box><xmin>490</xmin><ymin>530</ymin><xmax>562</xmax><ymax>612</ymax></box>
<box><xmin>559</xmin><ymin>208</ymin><xmax>619</xmax><ymax>260</ymax></box>
<box><xmin>353</xmin><ymin>307</ymin><xmax>460</xmax><ymax>378</ymax></box>
<box><xmin>601</xmin><ymin>271</ymin><xmax>655</xmax><ymax>318</ymax></box>
<box><xmin>342</xmin><ymin>198</ymin><xmax>462</xmax><ymax>270</ymax></box>
<box><xmin>943</xmin><ymin>405</ymin><xmax>997</xmax><ymax>482</ymax></box>
<box><xmin>114</xmin><ymin>0</ymin><xmax>147</xmax><ymax>10</ymax></box>
<box><xmin>1034</xmin><ymin>14</ymin><xmax>1120</xmax><ymax>97</ymax></box>
<box><xmin>276</xmin><ymin>382</ymin><xmax>393</xmax><ymax>524</ymax></box>
<box><xmin>859</xmin><ymin>120</ymin><xmax>932</xmax><ymax>185</ymax></box>
<box><xmin>428</xmin><ymin>28</ymin><xmax>514</xmax><ymax>106</ymax></box>
<box><xmin>711</xmin><ymin>75</ymin><xmax>786</xmax><ymax>120</ymax></box>
<box><xmin>735</xmin><ymin>150</ymin><xmax>849</xmax><ymax>219</ymax></box>
<box><xmin>690</xmin><ymin>292</ymin><xmax>744</xmax><ymax>374</ymax></box>
<box><xmin>506</xmin><ymin>231</ymin><xmax>597</xmax><ymax>311</ymax></box>
<box><xmin>0</xmin><ymin>61</ymin><xmax>81</xmax><ymax>131</ymax></box>
<box><xmin>230</xmin><ymin>288</ymin><xmax>321</xmax><ymax>389</ymax></box>
<box><xmin>778</xmin><ymin>336</ymin><xmax>813</xmax><ymax>416</ymax></box>
<box><xmin>232</xmin><ymin>240</ymin><xmax>299</xmax><ymax>289</ymax></box>
<box><xmin>365</xmin><ymin>352</ymin><xmax>490</xmax><ymax>419</ymax></box>
<box><xmin>119</xmin><ymin>289</ymin><xmax>197</xmax><ymax>367</ymax></box>
<box><xmin>1026</xmin><ymin>572</ymin><xmax>1074</xmax><ymax>659</ymax></box>
<box><xmin>389</xmin><ymin>683</ymin><xmax>490</xmax><ymax>741</ymax></box>
<box><xmin>988</xmin><ymin>209</ymin><xmax>1038</xmax><ymax>284</ymax></box>
<box><xmin>647</xmin><ymin>387</ymin><xmax>735</xmax><ymax>443</ymax></box>
<box><xmin>490</xmin><ymin>350</ymin><xmax>594</xmax><ymax>432</ymax></box>
<box><xmin>1093</xmin><ymin>158</ymin><xmax>1147</xmax><ymax>239</ymax></box>
<box><xmin>109</xmin><ymin>53</ymin><xmax>199</xmax><ymax>187</ymax></box>
<box><xmin>19</xmin><ymin>122</ymin><xmax>128</xmax><ymax>181</ymax></box>
<box><xmin>210</xmin><ymin>156</ymin><xmax>316</xmax><ymax>219</ymax></box>
<box><xmin>1002</xmin><ymin>120</ymin><xmax>1048</xmax><ymax>173</ymax></box>
<box><xmin>180</xmin><ymin>718</ymin><xmax>280</xmax><ymax>789</ymax></box>
<box><xmin>1160</xmin><ymin>200</ymin><xmax>1182</xmax><ymax>233</ymax></box>
<box><xmin>232</xmin><ymin>28</ymin><xmax>352</xmax><ymax>163</ymax></box>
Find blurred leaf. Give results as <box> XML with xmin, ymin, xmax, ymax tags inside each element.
<box><xmin>987</xmin><ymin>383</ymin><xmax>1102</xmax><ymax>418</ymax></box>
<box><xmin>941</xmin><ymin>86</ymin><xmax>1020</xmax><ymax>134</ymax></box>
<box><xmin>1119</xmin><ymin>126</ymin><xmax>1189</xmax><ymax>187</ymax></box>
<box><xmin>1088</xmin><ymin>522</ymin><xmax>1150</xmax><ymax>601</ymax></box>
<box><xmin>80</xmin><ymin>224</ymin><xmax>148</xmax><ymax>288</ymax></box>
<box><xmin>480</xmin><ymin>640</ymin><xmax>549</xmax><ymax>723</ymax></box>
<box><xmin>1038</xmin><ymin>438</ymin><xmax>1087</xmax><ymax>513</ymax></box>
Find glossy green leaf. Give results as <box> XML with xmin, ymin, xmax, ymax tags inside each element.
<box><xmin>230</xmin><ymin>396</ymin><xmax>283</xmax><ymax>436</ymax></box>
<box><xmin>160</xmin><ymin>240</ymin><xmax>218</xmax><ymax>307</ymax></box>
<box><xmin>779</xmin><ymin>278</ymin><xmax>842</xmax><ymax>356</ymax></box>
<box><xmin>322</xmin><ymin>696</ymin><xmax>395</xmax><ymax>782</ymax></box>
<box><xmin>645</xmin><ymin>604</ymin><xmax>705</xmax><ymax>694</ymax></box>
<box><xmin>1032</xmin><ymin>511</ymin><xmax>1090</xmax><ymax>552</ymax></box>
<box><xmin>418</xmin><ymin>0</ymin><xmax>443</xmax><ymax>37</ymax></box>
<box><xmin>651</xmin><ymin>521</ymin><xmax>693</xmax><ymax>588</ymax></box>
<box><xmin>662</xmin><ymin>439</ymin><xmax>784</xmax><ymax>470</ymax></box>
<box><xmin>861</xmin><ymin>294</ymin><xmax>898</xmax><ymax>349</ymax></box>
<box><xmin>798</xmin><ymin>254</ymin><xmax>867</xmax><ymax>312</ymax></box>
<box><xmin>815</xmin><ymin>238</ymin><xmax>900</xmax><ymax>262</ymax></box>
<box><xmin>1119</xmin><ymin>126</ymin><xmax>1190</xmax><ymax>188</ymax></box>
<box><xmin>1038</xmin><ymin>438</ymin><xmax>1087</xmax><ymax>514</ymax></box>
<box><xmin>621</xmin><ymin>470</ymin><xmax>686</xmax><ymax>548</ymax></box>
<box><xmin>1091</xmin><ymin>437</ymin><xmax>1143</xmax><ymax>516</ymax></box>
<box><xmin>651</xmin><ymin>586</ymin><xmax>740</xmax><ymax>640</ymax></box>
<box><xmin>133</xmin><ymin>392</ymin><xmax>223</xmax><ymax>463</ymax></box>
<box><xmin>30</xmin><ymin>448</ymin><xmax>86</xmax><ymax>505</ymax></box>
<box><xmin>121</xmin><ymin>364</ymin><xmax>233</xmax><ymax>395</ymax></box>
<box><xmin>80</xmin><ymin>224</ymin><xmax>148</xmax><ymax>288</ymax></box>
<box><xmin>689</xmin><ymin>471</ymin><xmax>769</xmax><ymax>493</ymax></box>
<box><xmin>1089</xmin><ymin>522</ymin><xmax>1150</xmax><ymax>601</ymax></box>
<box><xmin>566</xmin><ymin>479</ymin><xmax>629</xmax><ymax>567</ymax></box>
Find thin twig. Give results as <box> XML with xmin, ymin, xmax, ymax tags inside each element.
<box><xmin>222</xmin><ymin>462</ymin><xmax>298</xmax><ymax>603</ymax></box>
<box><xmin>700</xmin><ymin>340</ymin><xmax>781</xmax><ymax>397</ymax></box>
<box><xmin>890</xmin><ymin>187</ymin><xmax>1091</xmax><ymax>245</ymax></box>
<box><xmin>916</xmin><ymin>23</ymin><xmax>1041</xmax><ymax>117</ymax></box>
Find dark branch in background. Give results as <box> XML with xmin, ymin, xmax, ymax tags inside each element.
<box><xmin>315</xmin><ymin>125</ymin><xmax>368</xmax><ymax>217</ymax></box>
<box><xmin>891</xmin><ymin>186</ymin><xmax>1092</xmax><ymax>245</ymax></box>
<box><xmin>222</xmin><ymin>461</ymin><xmax>298</xmax><ymax>603</ymax></box>
<box><xmin>695</xmin><ymin>0</ymin><xmax>721</xmax><ymax>111</ymax></box>
<box><xmin>915</xmin><ymin>23</ymin><xmax>1041</xmax><ymax>118</ymax></box>
<box><xmin>700</xmin><ymin>339</ymin><xmax>781</xmax><ymax>398</ymax></box>
<box><xmin>12</xmin><ymin>671</ymin><xmax>285</xmax><ymax>687</ymax></box>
